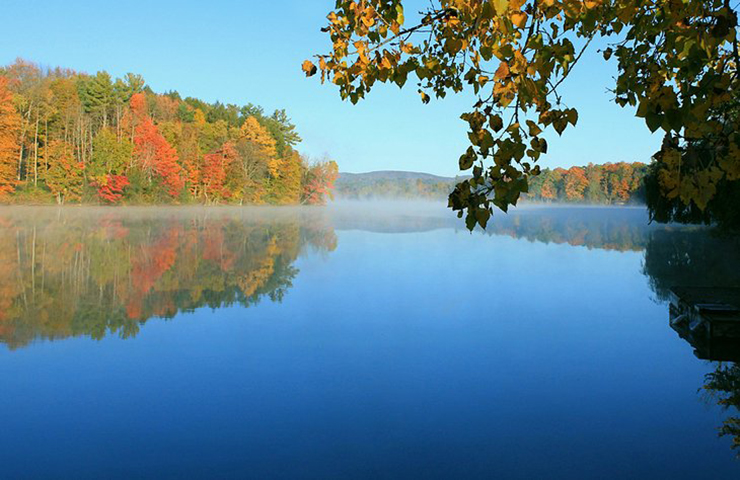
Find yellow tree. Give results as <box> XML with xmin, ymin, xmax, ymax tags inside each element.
<box><xmin>0</xmin><ymin>77</ymin><xmax>21</xmax><ymax>198</ymax></box>
<box><xmin>45</xmin><ymin>140</ymin><xmax>84</xmax><ymax>204</ymax></box>
<box><xmin>272</xmin><ymin>150</ymin><xmax>303</xmax><ymax>204</ymax></box>
<box><xmin>240</xmin><ymin>116</ymin><xmax>279</xmax><ymax>177</ymax></box>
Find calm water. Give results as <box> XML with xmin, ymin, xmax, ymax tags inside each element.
<box><xmin>0</xmin><ymin>205</ymin><xmax>739</xmax><ymax>479</ymax></box>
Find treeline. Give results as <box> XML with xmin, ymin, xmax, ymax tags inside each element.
<box><xmin>0</xmin><ymin>59</ymin><xmax>337</xmax><ymax>205</ymax></box>
<box><xmin>335</xmin><ymin>177</ymin><xmax>456</xmax><ymax>199</ymax></box>
<box><xmin>525</xmin><ymin>162</ymin><xmax>648</xmax><ymax>204</ymax></box>
<box><xmin>334</xmin><ymin>163</ymin><xmax>648</xmax><ymax>203</ymax></box>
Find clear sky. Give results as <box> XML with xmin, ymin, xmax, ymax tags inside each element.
<box><xmin>2</xmin><ymin>0</ymin><xmax>661</xmax><ymax>176</ymax></box>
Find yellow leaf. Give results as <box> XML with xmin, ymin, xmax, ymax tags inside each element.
<box><xmin>511</xmin><ymin>12</ymin><xmax>528</xmax><ymax>28</ymax></box>
<box><xmin>509</xmin><ymin>0</ymin><xmax>527</xmax><ymax>10</ymax></box>
<box><xmin>302</xmin><ymin>60</ymin><xmax>317</xmax><ymax>77</ymax></box>
<box><xmin>493</xmin><ymin>0</ymin><xmax>508</xmax><ymax>16</ymax></box>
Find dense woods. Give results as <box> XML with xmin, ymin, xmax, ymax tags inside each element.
<box><xmin>0</xmin><ymin>59</ymin><xmax>337</xmax><ymax>205</ymax></box>
<box><xmin>526</xmin><ymin>162</ymin><xmax>647</xmax><ymax>203</ymax></box>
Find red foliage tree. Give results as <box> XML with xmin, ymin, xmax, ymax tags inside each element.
<box><xmin>302</xmin><ymin>160</ymin><xmax>338</xmax><ymax>205</ymax></box>
<box><xmin>96</xmin><ymin>175</ymin><xmax>130</xmax><ymax>204</ymax></box>
<box><xmin>134</xmin><ymin>118</ymin><xmax>184</xmax><ymax>197</ymax></box>
<box><xmin>201</xmin><ymin>142</ymin><xmax>237</xmax><ymax>203</ymax></box>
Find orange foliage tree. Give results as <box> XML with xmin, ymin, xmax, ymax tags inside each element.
<box><xmin>302</xmin><ymin>160</ymin><xmax>339</xmax><ymax>205</ymax></box>
<box><xmin>134</xmin><ymin>117</ymin><xmax>184</xmax><ymax>198</ymax></box>
<box><xmin>564</xmin><ymin>167</ymin><xmax>589</xmax><ymax>201</ymax></box>
<box><xmin>0</xmin><ymin>77</ymin><xmax>20</xmax><ymax>198</ymax></box>
<box><xmin>202</xmin><ymin>142</ymin><xmax>237</xmax><ymax>204</ymax></box>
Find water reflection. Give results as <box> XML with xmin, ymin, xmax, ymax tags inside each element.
<box><xmin>333</xmin><ymin>205</ymin><xmax>661</xmax><ymax>251</ymax></box>
<box><xmin>642</xmin><ymin>225</ymin><xmax>740</xmax><ymax>454</ymax></box>
<box><xmin>0</xmin><ymin>207</ymin><xmax>337</xmax><ymax>349</ymax></box>
<box><xmin>1</xmin><ymin>205</ymin><xmax>739</xmax><ymax>460</ymax></box>
<box><xmin>0</xmin><ymin>205</ymin><xmax>720</xmax><ymax>351</ymax></box>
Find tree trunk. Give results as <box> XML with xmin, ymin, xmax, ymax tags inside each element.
<box><xmin>33</xmin><ymin>111</ymin><xmax>39</xmax><ymax>186</ymax></box>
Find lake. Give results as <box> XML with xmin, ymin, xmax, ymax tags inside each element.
<box><xmin>0</xmin><ymin>204</ymin><xmax>739</xmax><ymax>479</ymax></box>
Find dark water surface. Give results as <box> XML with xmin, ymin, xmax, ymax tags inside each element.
<box><xmin>1</xmin><ymin>205</ymin><xmax>739</xmax><ymax>479</ymax></box>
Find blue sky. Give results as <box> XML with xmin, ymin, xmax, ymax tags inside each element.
<box><xmin>2</xmin><ymin>0</ymin><xmax>661</xmax><ymax>176</ymax></box>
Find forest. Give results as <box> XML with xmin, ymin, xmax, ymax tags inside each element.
<box><xmin>0</xmin><ymin>59</ymin><xmax>337</xmax><ymax>205</ymax></box>
<box><xmin>525</xmin><ymin>162</ymin><xmax>648</xmax><ymax>204</ymax></box>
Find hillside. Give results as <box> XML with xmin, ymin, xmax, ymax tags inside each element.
<box><xmin>335</xmin><ymin>171</ymin><xmax>458</xmax><ymax>199</ymax></box>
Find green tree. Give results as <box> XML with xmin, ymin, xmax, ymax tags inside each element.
<box><xmin>78</xmin><ymin>71</ymin><xmax>114</xmax><ymax>128</ymax></box>
<box><xmin>90</xmin><ymin>128</ymin><xmax>132</xmax><ymax>183</ymax></box>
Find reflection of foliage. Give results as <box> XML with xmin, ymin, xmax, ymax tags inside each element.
<box><xmin>642</xmin><ymin>228</ymin><xmax>740</xmax><ymax>301</ymax></box>
<box><xmin>486</xmin><ymin>209</ymin><xmax>654</xmax><ymax>252</ymax></box>
<box><xmin>704</xmin><ymin>363</ymin><xmax>740</xmax><ymax>452</ymax></box>
<box><xmin>0</xmin><ymin>209</ymin><xmax>337</xmax><ymax>349</ymax></box>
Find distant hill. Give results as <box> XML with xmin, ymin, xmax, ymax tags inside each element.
<box><xmin>335</xmin><ymin>171</ymin><xmax>459</xmax><ymax>200</ymax></box>
<box><xmin>338</xmin><ymin>171</ymin><xmax>455</xmax><ymax>182</ymax></box>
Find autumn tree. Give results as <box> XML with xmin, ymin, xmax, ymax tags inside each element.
<box><xmin>178</xmin><ymin>123</ymin><xmax>202</xmax><ymax>197</ymax></box>
<box><xmin>526</xmin><ymin>162</ymin><xmax>645</xmax><ymax>204</ymax></box>
<box><xmin>240</xmin><ymin>116</ymin><xmax>279</xmax><ymax>176</ymax></box>
<box><xmin>0</xmin><ymin>77</ymin><xmax>20</xmax><ymax>198</ymax></box>
<box><xmin>563</xmin><ymin>167</ymin><xmax>588</xmax><ymax>201</ymax></box>
<box><xmin>134</xmin><ymin>117</ymin><xmax>184</xmax><ymax>198</ymax></box>
<box><xmin>202</xmin><ymin>142</ymin><xmax>237</xmax><ymax>204</ymax></box>
<box><xmin>302</xmin><ymin>159</ymin><xmax>339</xmax><ymax>205</ymax></box>
<box><xmin>306</xmin><ymin>0</ymin><xmax>740</xmax><ymax>229</ymax></box>
<box><xmin>97</xmin><ymin>175</ymin><xmax>130</xmax><ymax>204</ymax></box>
<box><xmin>271</xmin><ymin>150</ymin><xmax>303</xmax><ymax>204</ymax></box>
<box><xmin>44</xmin><ymin>140</ymin><xmax>84</xmax><ymax>204</ymax></box>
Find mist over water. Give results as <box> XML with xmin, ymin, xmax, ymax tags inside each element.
<box><xmin>0</xmin><ymin>203</ymin><xmax>738</xmax><ymax>479</ymax></box>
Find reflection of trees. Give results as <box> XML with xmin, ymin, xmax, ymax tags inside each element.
<box><xmin>643</xmin><ymin>228</ymin><xmax>740</xmax><ymax>301</ymax></box>
<box><xmin>333</xmin><ymin>206</ymin><xmax>658</xmax><ymax>251</ymax></box>
<box><xmin>642</xmin><ymin>226</ymin><xmax>740</xmax><ymax>454</ymax></box>
<box><xmin>485</xmin><ymin>209</ymin><xmax>654</xmax><ymax>252</ymax></box>
<box><xmin>704</xmin><ymin>364</ymin><xmax>740</xmax><ymax>452</ymax></box>
<box><xmin>0</xmin><ymin>208</ymin><xmax>337</xmax><ymax>349</ymax></box>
